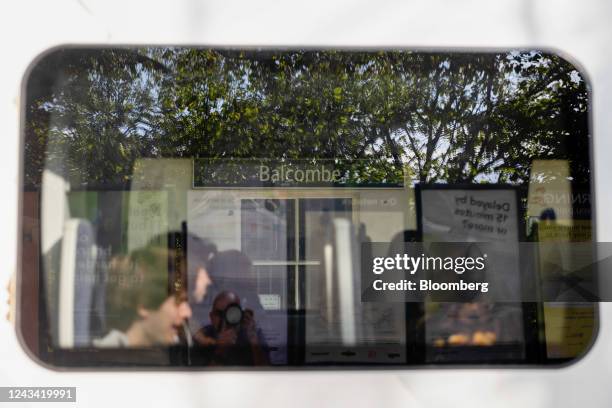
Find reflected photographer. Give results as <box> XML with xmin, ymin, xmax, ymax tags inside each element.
<box><xmin>193</xmin><ymin>291</ymin><xmax>269</xmax><ymax>366</ymax></box>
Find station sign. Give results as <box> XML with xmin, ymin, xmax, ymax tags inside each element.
<box><xmin>193</xmin><ymin>158</ymin><xmax>405</xmax><ymax>188</ymax></box>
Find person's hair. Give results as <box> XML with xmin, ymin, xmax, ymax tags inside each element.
<box><xmin>146</xmin><ymin>231</ymin><xmax>217</xmax><ymax>279</ymax></box>
<box><xmin>212</xmin><ymin>290</ymin><xmax>240</xmax><ymax>311</ymax></box>
<box><xmin>104</xmin><ymin>246</ymin><xmax>171</xmax><ymax>332</ymax></box>
<box><xmin>187</xmin><ymin>234</ymin><xmax>217</xmax><ymax>275</ymax></box>
<box><xmin>208</xmin><ymin>249</ymin><xmax>253</xmax><ymax>283</ymax></box>
<box><xmin>207</xmin><ymin>250</ymin><xmax>266</xmax><ymax>316</ymax></box>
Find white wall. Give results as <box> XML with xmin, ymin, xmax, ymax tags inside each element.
<box><xmin>1</xmin><ymin>1</ymin><xmax>612</xmax><ymax>407</ymax></box>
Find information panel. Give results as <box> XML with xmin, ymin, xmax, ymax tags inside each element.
<box><xmin>416</xmin><ymin>185</ymin><xmax>526</xmax><ymax>361</ymax></box>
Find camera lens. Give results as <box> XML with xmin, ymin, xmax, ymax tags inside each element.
<box><xmin>224</xmin><ymin>304</ymin><xmax>243</xmax><ymax>326</ymax></box>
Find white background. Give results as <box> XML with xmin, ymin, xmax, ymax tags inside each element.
<box><xmin>1</xmin><ymin>0</ymin><xmax>612</xmax><ymax>407</ymax></box>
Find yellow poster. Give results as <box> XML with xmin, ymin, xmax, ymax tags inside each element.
<box><xmin>544</xmin><ymin>303</ymin><xmax>596</xmax><ymax>359</ymax></box>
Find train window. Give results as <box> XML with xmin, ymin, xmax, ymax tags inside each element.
<box><xmin>19</xmin><ymin>47</ymin><xmax>597</xmax><ymax>368</ymax></box>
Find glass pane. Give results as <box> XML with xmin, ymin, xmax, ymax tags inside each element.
<box><xmin>241</xmin><ymin>199</ymin><xmax>294</xmax><ymax>262</ymax></box>
<box><xmin>20</xmin><ymin>47</ymin><xmax>596</xmax><ymax>368</ymax></box>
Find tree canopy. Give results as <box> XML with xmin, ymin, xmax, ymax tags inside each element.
<box><xmin>24</xmin><ymin>48</ymin><xmax>590</xmax><ymax>189</ymax></box>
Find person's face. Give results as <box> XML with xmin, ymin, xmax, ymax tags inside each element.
<box><xmin>193</xmin><ymin>267</ymin><xmax>212</xmax><ymax>303</ymax></box>
<box><xmin>138</xmin><ymin>292</ymin><xmax>192</xmax><ymax>345</ymax></box>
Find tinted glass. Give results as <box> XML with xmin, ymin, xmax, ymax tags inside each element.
<box><xmin>20</xmin><ymin>48</ymin><xmax>595</xmax><ymax>367</ymax></box>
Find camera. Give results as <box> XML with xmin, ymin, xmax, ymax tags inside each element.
<box><xmin>223</xmin><ymin>303</ymin><xmax>243</xmax><ymax>327</ymax></box>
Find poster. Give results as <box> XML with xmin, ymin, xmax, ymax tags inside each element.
<box><xmin>126</xmin><ymin>191</ymin><xmax>168</xmax><ymax>252</ymax></box>
<box><xmin>417</xmin><ymin>185</ymin><xmax>525</xmax><ymax>360</ymax></box>
<box><xmin>543</xmin><ymin>303</ymin><xmax>596</xmax><ymax>359</ymax></box>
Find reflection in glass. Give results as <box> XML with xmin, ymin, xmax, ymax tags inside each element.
<box><xmin>20</xmin><ymin>48</ymin><xmax>594</xmax><ymax>367</ymax></box>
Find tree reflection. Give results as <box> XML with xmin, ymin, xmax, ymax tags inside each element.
<box><xmin>24</xmin><ymin>48</ymin><xmax>589</xmax><ymax>188</ymax></box>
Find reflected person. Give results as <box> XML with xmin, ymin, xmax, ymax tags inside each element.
<box><xmin>93</xmin><ymin>244</ymin><xmax>192</xmax><ymax>347</ymax></box>
<box><xmin>193</xmin><ymin>291</ymin><xmax>269</xmax><ymax>366</ymax></box>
